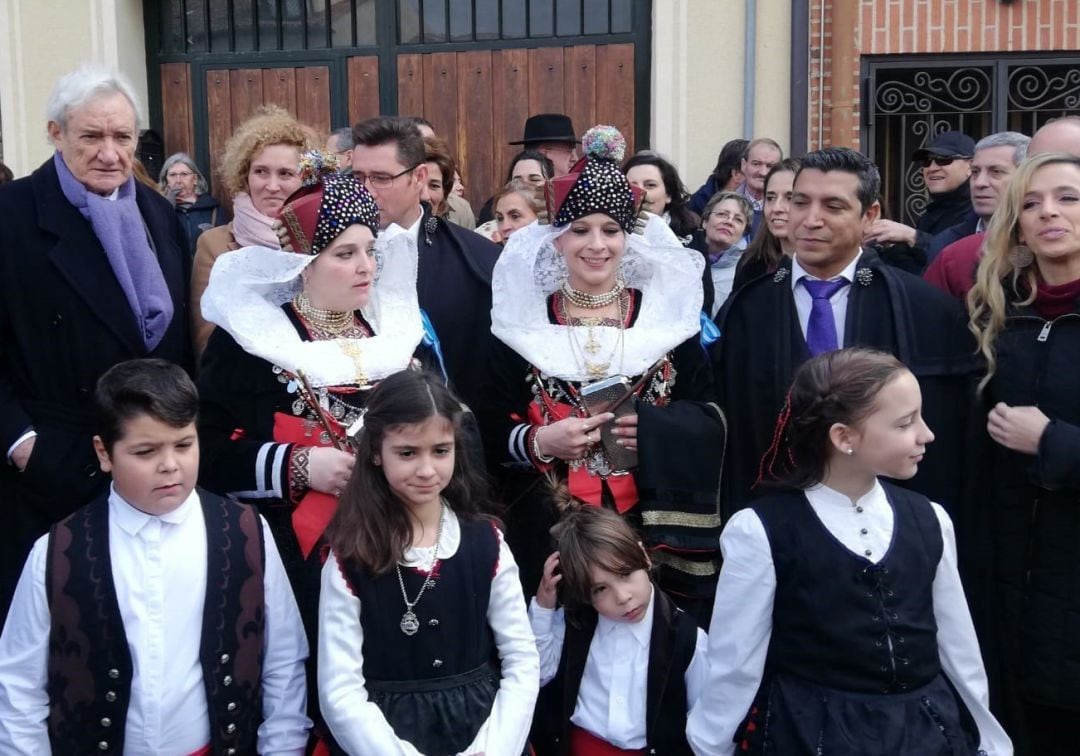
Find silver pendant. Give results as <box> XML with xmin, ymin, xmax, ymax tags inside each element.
<box><xmin>400</xmin><ymin>610</ymin><xmax>420</xmax><ymax>635</ymax></box>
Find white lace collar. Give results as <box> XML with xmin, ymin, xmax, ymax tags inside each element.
<box><xmin>200</xmin><ymin>226</ymin><xmax>424</xmax><ymax>388</ymax></box>
<box><xmin>490</xmin><ymin>215</ymin><xmax>704</xmax><ymax>382</ymax></box>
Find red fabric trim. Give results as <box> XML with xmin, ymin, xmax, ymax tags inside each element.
<box><xmin>527</xmin><ymin>385</ymin><xmax>639</xmax><ymax>513</ymax></box>
<box><xmin>490</xmin><ymin>520</ymin><xmax>502</xmax><ymax>578</ymax></box>
<box><xmin>185</xmin><ymin>746</ymin><xmax>212</xmax><ymax>756</ymax></box>
<box><xmin>229</xmin><ymin>427</ymin><xmax>246</xmax><ymax>441</ymax></box>
<box><xmin>273</xmin><ymin>412</ymin><xmax>343</xmax><ymax>559</ymax></box>
<box><xmin>568</xmin><ymin>725</ymin><xmax>646</xmax><ymax>755</ymax></box>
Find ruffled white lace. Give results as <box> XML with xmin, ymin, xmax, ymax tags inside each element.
<box><xmin>491</xmin><ymin>214</ymin><xmax>705</xmax><ymax>382</ymax></box>
<box><xmin>201</xmin><ymin>226</ymin><xmax>424</xmax><ymax>388</ymax></box>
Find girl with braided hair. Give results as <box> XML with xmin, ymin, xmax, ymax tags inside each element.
<box><xmin>688</xmin><ymin>348</ymin><xmax>1010</xmax><ymax>755</ymax></box>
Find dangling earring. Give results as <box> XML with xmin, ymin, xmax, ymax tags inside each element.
<box><xmin>1009</xmin><ymin>244</ymin><xmax>1034</xmax><ymax>268</ymax></box>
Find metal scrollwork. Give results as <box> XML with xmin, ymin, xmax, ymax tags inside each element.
<box><xmin>1008</xmin><ymin>65</ymin><xmax>1080</xmax><ymax>111</ymax></box>
<box><xmin>875</xmin><ymin>67</ymin><xmax>992</xmax><ymax>114</ymax></box>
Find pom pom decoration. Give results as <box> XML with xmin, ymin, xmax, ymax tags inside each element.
<box><xmin>297</xmin><ymin>149</ymin><xmax>341</xmax><ymax>187</ymax></box>
<box><xmin>581</xmin><ymin>125</ymin><xmax>627</xmax><ymax>163</ymax></box>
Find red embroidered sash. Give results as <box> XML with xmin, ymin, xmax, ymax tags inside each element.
<box><xmin>272</xmin><ymin>412</ymin><xmax>343</xmax><ymax>560</ymax></box>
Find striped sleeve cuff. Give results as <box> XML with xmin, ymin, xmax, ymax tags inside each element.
<box><xmin>508</xmin><ymin>423</ymin><xmax>532</xmax><ymax>465</ymax></box>
<box><xmin>231</xmin><ymin>442</ymin><xmax>290</xmax><ymax>499</ymax></box>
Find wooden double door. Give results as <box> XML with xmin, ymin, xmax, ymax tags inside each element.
<box><xmin>157</xmin><ymin>41</ymin><xmax>640</xmax><ymax>212</ymax></box>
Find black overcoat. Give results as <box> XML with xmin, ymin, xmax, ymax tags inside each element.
<box><xmin>0</xmin><ymin>158</ymin><xmax>192</xmax><ymax>620</ymax></box>
<box><xmin>711</xmin><ymin>250</ymin><xmax>978</xmax><ymax>518</ymax></box>
<box><xmin>415</xmin><ymin>205</ymin><xmax>500</xmax><ymax>411</ymax></box>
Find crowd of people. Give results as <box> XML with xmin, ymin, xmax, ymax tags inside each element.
<box><xmin>1</xmin><ymin>63</ymin><xmax>1079</xmax><ymax>756</ymax></box>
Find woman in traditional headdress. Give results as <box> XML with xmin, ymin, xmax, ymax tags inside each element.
<box><xmin>480</xmin><ymin>126</ymin><xmax>726</xmax><ymax>624</ymax></box>
<box><xmin>195</xmin><ymin>152</ymin><xmax>439</xmax><ymax>735</ymax></box>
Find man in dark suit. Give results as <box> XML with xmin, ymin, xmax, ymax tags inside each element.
<box><xmin>350</xmin><ymin>116</ymin><xmax>500</xmax><ymax>409</ymax></box>
<box><xmin>0</xmin><ymin>66</ymin><xmax>192</xmax><ymax>622</ymax></box>
<box><xmin>712</xmin><ymin>147</ymin><xmax>977</xmax><ymax>517</ymax></box>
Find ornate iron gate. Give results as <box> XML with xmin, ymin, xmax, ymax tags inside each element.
<box><xmin>143</xmin><ymin>0</ymin><xmax>652</xmax><ymax>210</ymax></box>
<box><xmin>862</xmin><ymin>55</ymin><xmax>1080</xmax><ymax>226</ymax></box>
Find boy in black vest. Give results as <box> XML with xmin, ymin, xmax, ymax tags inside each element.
<box><xmin>528</xmin><ymin>506</ymin><xmax>707</xmax><ymax>755</ymax></box>
<box><xmin>0</xmin><ymin>359</ymin><xmax>311</xmax><ymax>755</ymax></box>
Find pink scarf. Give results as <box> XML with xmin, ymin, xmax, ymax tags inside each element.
<box><xmin>231</xmin><ymin>192</ymin><xmax>281</xmax><ymax>248</ymax></box>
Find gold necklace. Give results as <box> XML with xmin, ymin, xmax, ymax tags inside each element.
<box><xmin>563</xmin><ymin>291</ymin><xmax>627</xmax><ymax>379</ymax></box>
<box><xmin>294</xmin><ymin>292</ymin><xmax>355</xmax><ymax>336</ymax></box>
<box><xmin>561</xmin><ymin>278</ymin><xmax>625</xmax><ymax>309</ymax></box>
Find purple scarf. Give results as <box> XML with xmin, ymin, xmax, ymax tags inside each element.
<box><xmin>54</xmin><ymin>152</ymin><xmax>174</xmax><ymax>350</ymax></box>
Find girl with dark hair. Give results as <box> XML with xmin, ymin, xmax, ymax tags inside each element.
<box><xmin>733</xmin><ymin>157</ymin><xmax>801</xmax><ymax>290</ymax></box>
<box><xmin>623</xmin><ymin>152</ymin><xmax>700</xmax><ymax>243</ymax></box>
<box><xmin>318</xmin><ymin>370</ymin><xmax>538</xmax><ymax>755</ymax></box>
<box><xmin>529</xmin><ymin>506</ymin><xmax>708</xmax><ymax>754</ymax></box>
<box><xmin>688</xmin><ymin>348</ymin><xmax>1010</xmax><ymax>755</ymax></box>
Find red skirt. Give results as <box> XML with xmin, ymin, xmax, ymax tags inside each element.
<box><xmin>569</xmin><ymin>725</ymin><xmax>647</xmax><ymax>756</ymax></box>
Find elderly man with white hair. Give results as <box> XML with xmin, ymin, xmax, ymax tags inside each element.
<box><xmin>0</xmin><ymin>65</ymin><xmax>192</xmax><ymax>623</ymax></box>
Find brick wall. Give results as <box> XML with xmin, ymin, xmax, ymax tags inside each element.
<box><xmin>809</xmin><ymin>0</ymin><xmax>1080</xmax><ymax>151</ymax></box>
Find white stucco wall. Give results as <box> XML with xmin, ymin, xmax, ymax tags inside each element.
<box><xmin>651</xmin><ymin>0</ymin><xmax>792</xmax><ymax>194</ymax></box>
<box><xmin>0</xmin><ymin>0</ymin><xmax>148</xmax><ymax>177</ymax></box>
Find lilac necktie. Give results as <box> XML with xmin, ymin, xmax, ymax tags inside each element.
<box><xmin>802</xmin><ymin>278</ymin><xmax>850</xmax><ymax>356</ymax></box>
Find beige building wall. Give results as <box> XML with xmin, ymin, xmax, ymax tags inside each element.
<box><xmin>651</xmin><ymin>0</ymin><xmax>792</xmax><ymax>193</ymax></box>
<box><xmin>0</xmin><ymin>0</ymin><xmax>148</xmax><ymax>177</ymax></box>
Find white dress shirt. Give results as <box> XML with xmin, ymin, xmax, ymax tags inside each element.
<box><xmin>529</xmin><ymin>586</ymin><xmax>710</xmax><ymax>750</ymax></box>
<box><xmin>0</xmin><ymin>486</ymin><xmax>311</xmax><ymax>755</ymax></box>
<box><xmin>790</xmin><ymin>250</ymin><xmax>863</xmax><ymax>347</ymax></box>
<box><xmin>319</xmin><ymin>507</ymin><xmax>539</xmax><ymax>755</ymax></box>
<box><xmin>686</xmin><ymin>481</ymin><xmax>1013</xmax><ymax>756</ymax></box>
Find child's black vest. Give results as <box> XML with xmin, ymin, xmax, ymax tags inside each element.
<box><xmin>752</xmin><ymin>482</ymin><xmax>943</xmax><ymax>693</ymax></box>
<box><xmin>45</xmin><ymin>490</ymin><xmax>266</xmax><ymax>755</ymax></box>
<box><xmin>532</xmin><ymin>587</ymin><xmax>699</xmax><ymax>755</ymax></box>
<box><xmin>337</xmin><ymin>517</ymin><xmax>500</xmax><ymax>756</ymax></box>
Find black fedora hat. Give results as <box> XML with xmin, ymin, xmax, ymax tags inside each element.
<box><xmin>509</xmin><ymin>113</ymin><xmax>580</xmax><ymax>145</ymax></box>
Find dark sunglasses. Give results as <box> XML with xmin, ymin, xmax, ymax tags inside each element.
<box><xmin>919</xmin><ymin>155</ymin><xmax>968</xmax><ymax>168</ymax></box>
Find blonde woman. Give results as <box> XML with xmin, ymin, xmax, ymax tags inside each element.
<box><xmin>967</xmin><ymin>151</ymin><xmax>1080</xmax><ymax>756</ymax></box>
<box><xmin>190</xmin><ymin>106</ymin><xmax>317</xmax><ymax>356</ymax></box>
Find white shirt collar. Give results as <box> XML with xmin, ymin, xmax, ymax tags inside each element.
<box><xmin>401</xmin><ymin>504</ymin><xmax>461</xmax><ymax>570</ymax></box>
<box><xmin>596</xmin><ymin>582</ymin><xmax>654</xmax><ymax>648</ymax></box>
<box><xmin>108</xmin><ymin>484</ymin><xmax>199</xmax><ymax>537</ymax></box>
<box><xmin>805</xmin><ymin>479</ymin><xmax>886</xmax><ymax>510</ymax></box>
<box><xmin>791</xmin><ymin>248</ymin><xmax>863</xmax><ymax>289</ymax></box>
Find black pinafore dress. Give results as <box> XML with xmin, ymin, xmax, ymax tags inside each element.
<box><xmin>334</xmin><ymin>518</ymin><xmax>501</xmax><ymax>756</ymax></box>
<box><xmin>742</xmin><ymin>483</ymin><xmax>982</xmax><ymax>755</ymax></box>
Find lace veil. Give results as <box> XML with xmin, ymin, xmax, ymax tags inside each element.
<box><xmin>491</xmin><ymin>214</ymin><xmax>705</xmax><ymax>382</ymax></box>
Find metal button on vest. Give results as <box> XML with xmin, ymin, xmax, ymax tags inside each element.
<box><xmin>98</xmin><ymin>742</ymin><xmax>109</xmax><ymax>751</ymax></box>
<box><xmin>432</xmin><ymin>659</ymin><xmax>443</xmax><ymax>668</ymax></box>
<box><xmin>105</xmin><ymin>691</ymin><xmax>117</xmax><ymax>703</ymax></box>
<box><xmin>100</xmin><ymin>717</ymin><xmax>112</xmax><ymax>728</ymax></box>
<box><xmin>223</xmin><ymin>675</ymin><xmax>233</xmax><ymax>686</ymax></box>
<box><xmin>107</xmin><ymin>668</ymin><xmax>120</xmax><ymax>679</ymax></box>
<box><xmin>226</xmin><ymin>750</ymin><xmax>236</xmax><ymax>756</ymax></box>
<box><xmin>226</xmin><ymin>724</ymin><xmax>237</xmax><ymax>734</ymax></box>
<box><xmin>227</xmin><ymin>701</ymin><xmax>237</xmax><ymax>712</ymax></box>
<box><xmin>428</xmin><ymin>618</ymin><xmax>439</xmax><ymax>627</ymax></box>
<box><xmin>220</xmin><ymin>653</ymin><xmax>230</xmax><ymax>664</ymax></box>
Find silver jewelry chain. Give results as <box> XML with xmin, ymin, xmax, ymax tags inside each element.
<box><xmin>395</xmin><ymin>502</ymin><xmax>445</xmax><ymax>636</ymax></box>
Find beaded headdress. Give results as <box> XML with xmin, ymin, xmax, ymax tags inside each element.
<box><xmin>548</xmin><ymin>125</ymin><xmax>643</xmax><ymax>233</ymax></box>
<box><xmin>277</xmin><ymin>150</ymin><xmax>380</xmax><ymax>256</ymax></box>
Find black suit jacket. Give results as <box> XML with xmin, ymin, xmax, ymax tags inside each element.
<box><xmin>0</xmin><ymin>158</ymin><xmax>192</xmax><ymax>619</ymax></box>
<box><xmin>415</xmin><ymin>204</ymin><xmax>500</xmax><ymax>410</ymax></box>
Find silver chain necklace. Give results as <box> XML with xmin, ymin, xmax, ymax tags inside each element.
<box><xmin>395</xmin><ymin>503</ymin><xmax>445</xmax><ymax>636</ymax></box>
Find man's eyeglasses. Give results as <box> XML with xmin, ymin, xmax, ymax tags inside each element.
<box><xmin>919</xmin><ymin>156</ymin><xmax>968</xmax><ymax>168</ymax></box>
<box><xmin>353</xmin><ymin>164</ymin><xmax>420</xmax><ymax>189</ymax></box>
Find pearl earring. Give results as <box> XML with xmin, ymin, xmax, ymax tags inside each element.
<box><xmin>846</xmin><ymin>448</ymin><xmax>855</xmax><ymax>456</ymax></box>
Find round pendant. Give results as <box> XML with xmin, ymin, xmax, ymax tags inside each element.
<box><xmin>400</xmin><ymin>610</ymin><xmax>420</xmax><ymax>636</ymax></box>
